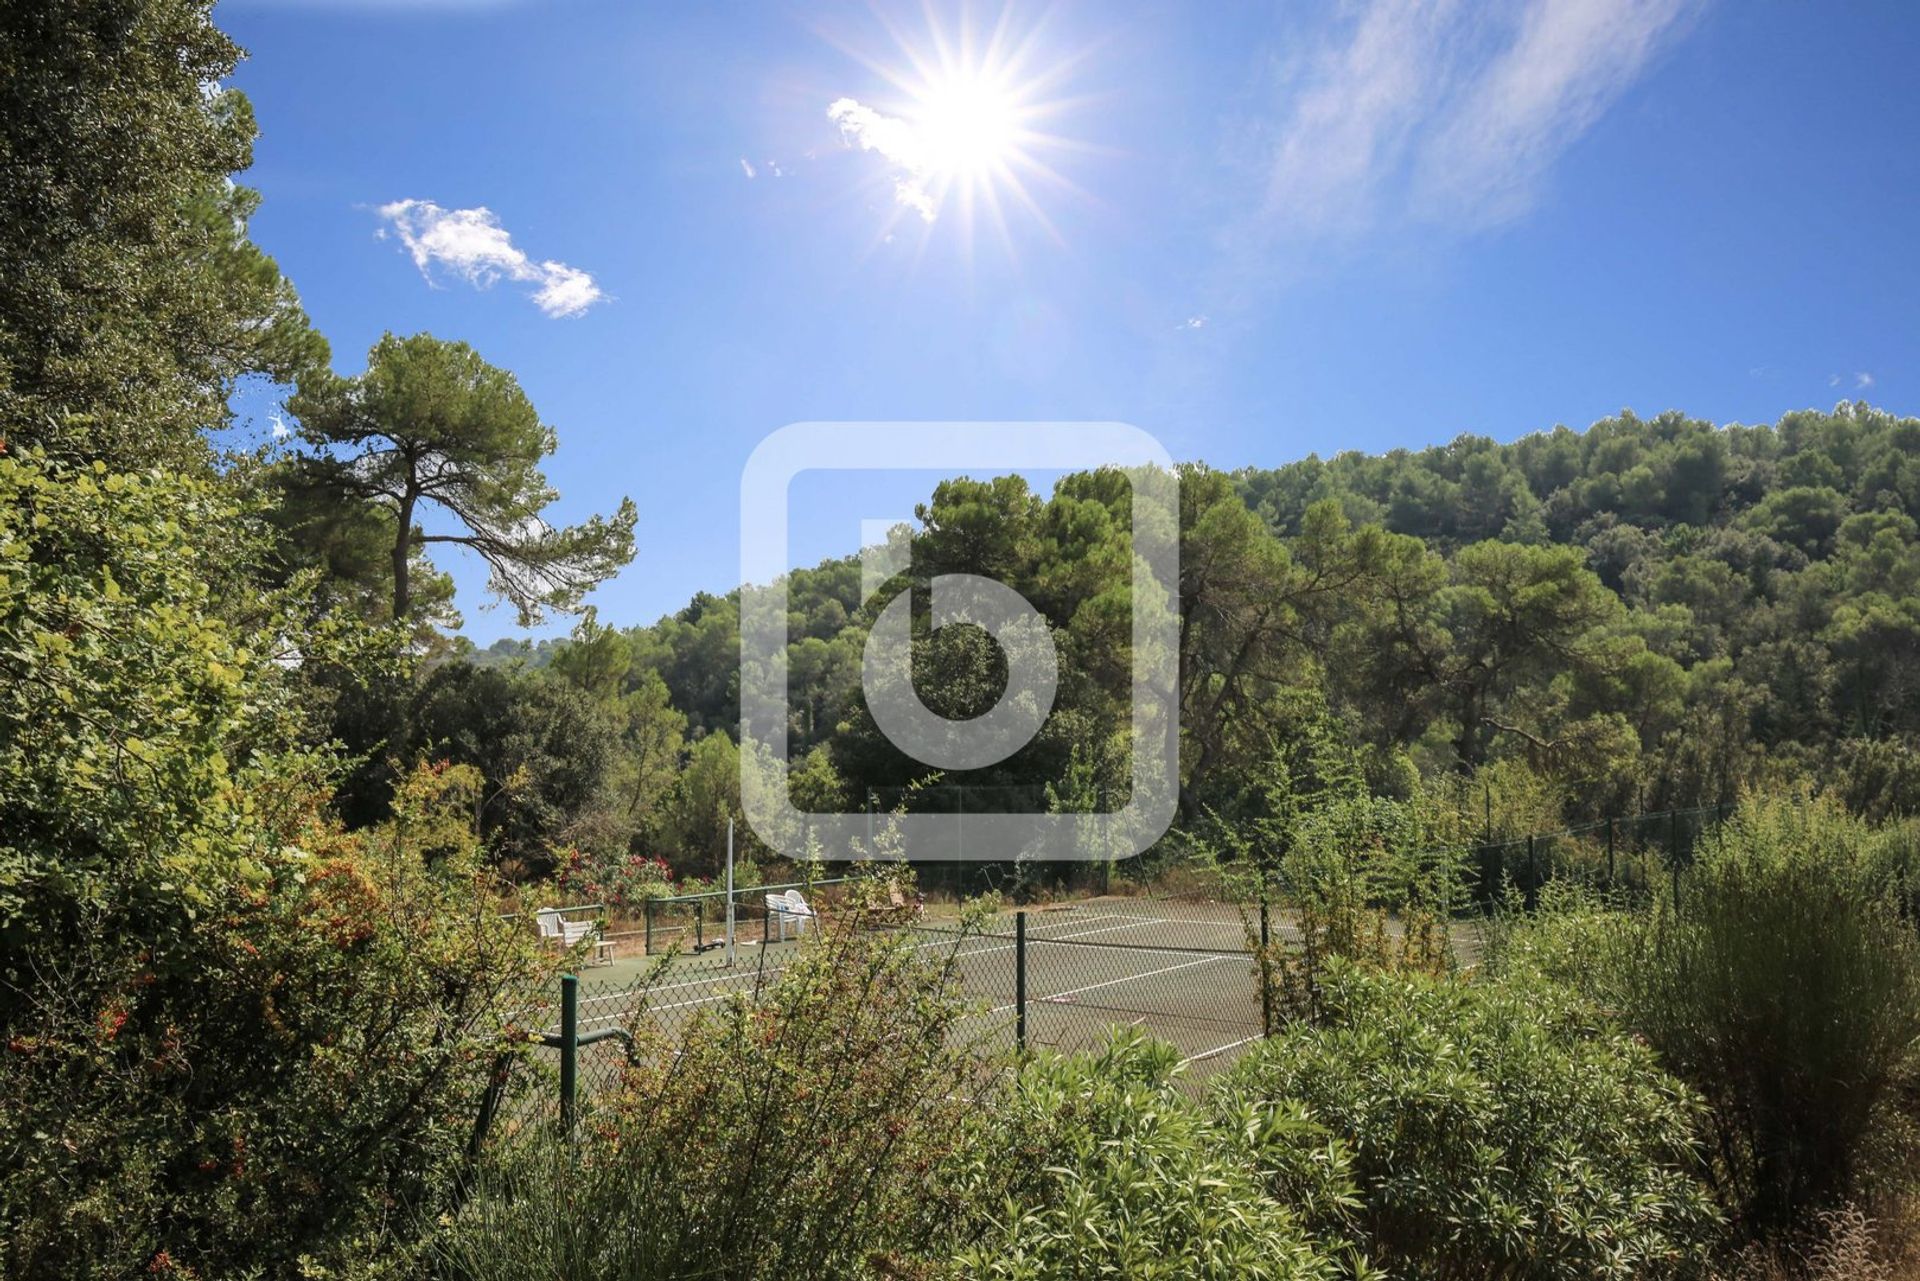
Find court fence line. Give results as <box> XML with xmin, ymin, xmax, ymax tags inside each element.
<box><xmin>480</xmin><ymin>801</ymin><xmax>1737</xmax><ymax>1151</ymax></box>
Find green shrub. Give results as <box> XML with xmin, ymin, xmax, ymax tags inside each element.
<box><xmin>1199</xmin><ymin>719</ymin><xmax>1468</xmax><ymax>1023</ymax></box>
<box><xmin>954</xmin><ymin>1029</ymin><xmax>1352</xmax><ymax>1281</ymax></box>
<box><xmin>0</xmin><ymin>456</ymin><xmax>544</xmax><ymax>1277</ymax></box>
<box><xmin>1572</xmin><ymin>797</ymin><xmax>1920</xmax><ymax>1234</ymax></box>
<box><xmin>1217</xmin><ymin>964</ymin><xmax>1721</xmax><ymax>1279</ymax></box>
<box><xmin>441</xmin><ymin>883</ymin><xmax>998</xmax><ymax>1281</ymax></box>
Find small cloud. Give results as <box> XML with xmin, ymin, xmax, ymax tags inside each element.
<box><xmin>740</xmin><ymin>157</ymin><xmax>757</xmax><ymax>179</ymax></box>
<box><xmin>828</xmin><ymin>97</ymin><xmax>937</xmax><ymax>221</ymax></box>
<box><xmin>529</xmin><ymin>262</ymin><xmax>602</xmax><ymax>319</ymax></box>
<box><xmin>268</xmin><ymin>413</ymin><xmax>291</xmax><ymax>441</ymax></box>
<box><xmin>1856</xmin><ymin>371</ymin><xmax>1875</xmax><ymax>390</ymax></box>
<box><xmin>1177</xmin><ymin>315</ymin><xmax>1208</xmax><ymax>331</ymax></box>
<box><xmin>1829</xmin><ymin>373</ymin><xmax>1843</xmax><ymax>388</ymax></box>
<box><xmin>374</xmin><ymin>198</ymin><xmax>606</xmax><ymax>318</ymax></box>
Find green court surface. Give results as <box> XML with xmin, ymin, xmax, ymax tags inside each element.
<box><xmin>552</xmin><ymin>899</ymin><xmax>1276</xmax><ymax>1084</ymax></box>
<box><xmin>536</xmin><ymin>898</ymin><xmax>1487</xmax><ymax>1098</ymax></box>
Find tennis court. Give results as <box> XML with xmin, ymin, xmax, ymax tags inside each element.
<box><xmin>551</xmin><ymin>897</ymin><xmax>1278</xmax><ymax>1087</ymax></box>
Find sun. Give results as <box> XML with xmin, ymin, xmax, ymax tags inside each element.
<box><xmin>911</xmin><ymin>71</ymin><xmax>1024</xmax><ymax>181</ymax></box>
<box><xmin>825</xmin><ymin>8</ymin><xmax>1086</xmax><ymax>249</ymax></box>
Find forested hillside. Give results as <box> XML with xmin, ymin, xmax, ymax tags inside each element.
<box><xmin>405</xmin><ymin>405</ymin><xmax>1915</xmax><ymax>882</ymax></box>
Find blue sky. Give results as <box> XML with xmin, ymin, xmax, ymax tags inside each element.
<box><xmin>222</xmin><ymin>0</ymin><xmax>1919</xmax><ymax>644</ymax></box>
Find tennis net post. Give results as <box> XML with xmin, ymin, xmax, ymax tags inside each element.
<box><xmin>1015</xmin><ymin>909</ymin><xmax>1027</xmax><ymax>1053</ymax></box>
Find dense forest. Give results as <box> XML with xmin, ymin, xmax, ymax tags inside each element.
<box><xmin>405</xmin><ymin>404</ymin><xmax>1920</xmax><ymax>883</ymax></box>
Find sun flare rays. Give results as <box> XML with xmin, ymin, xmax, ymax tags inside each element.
<box><xmin>824</xmin><ymin>6</ymin><xmax>1089</xmax><ymax>255</ymax></box>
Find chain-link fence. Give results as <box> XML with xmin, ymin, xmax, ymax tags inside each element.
<box><xmin>477</xmin><ymin>893</ymin><xmax>1271</xmax><ymax>1150</ymax></box>
<box><xmin>475</xmin><ymin>803</ymin><xmax>1735</xmax><ymax>1152</ymax></box>
<box><xmin>1465</xmin><ymin>803</ymin><xmax>1729</xmax><ymax>906</ymax></box>
<box><xmin>633</xmin><ymin>876</ymin><xmax>855</xmax><ymax>956</ymax></box>
<box><xmin>902</xmin><ymin>899</ymin><xmax>1266</xmax><ymax>1078</ymax></box>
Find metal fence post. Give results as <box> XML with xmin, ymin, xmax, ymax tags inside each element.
<box><xmin>1102</xmin><ymin>811</ymin><xmax>1113</xmax><ymax>897</ymax></box>
<box><xmin>1606</xmin><ymin>817</ymin><xmax>1616</xmax><ymax>885</ymax></box>
<box><xmin>1014</xmin><ymin>910</ymin><xmax>1028</xmax><ymax>1053</ymax></box>
<box><xmin>1666</xmin><ymin>807</ymin><xmax>1680</xmax><ymax>907</ymax></box>
<box><xmin>558</xmin><ymin>973</ymin><xmax>578</xmax><ymax>1137</ymax></box>
<box><xmin>644</xmin><ymin>898</ymin><xmax>654</xmax><ymax>956</ymax></box>
<box><xmin>1526</xmin><ymin>833</ymin><xmax>1538</xmax><ymax>910</ymax></box>
<box><xmin>1259</xmin><ymin>898</ymin><xmax>1272</xmax><ymax>1038</ymax></box>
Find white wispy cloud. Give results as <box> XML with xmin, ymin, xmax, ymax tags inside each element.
<box><xmin>1856</xmin><ymin>371</ymin><xmax>1876</xmax><ymax>390</ymax></box>
<box><xmin>827</xmin><ymin>98</ymin><xmax>937</xmax><ymax>221</ymax></box>
<box><xmin>1178</xmin><ymin>316</ymin><xmax>1208</xmax><ymax>330</ymax></box>
<box><xmin>1261</xmin><ymin>0</ymin><xmax>1451</xmax><ymax>232</ymax></box>
<box><xmin>375</xmin><ymin>199</ymin><xmax>606</xmax><ymax>318</ymax></box>
<box><xmin>740</xmin><ymin>157</ymin><xmax>757</xmax><ymax>179</ymax></box>
<box><xmin>1256</xmin><ymin>0</ymin><xmax>1701</xmax><ymax>238</ymax></box>
<box><xmin>1418</xmin><ymin>0</ymin><xmax>1701</xmax><ymax>227</ymax></box>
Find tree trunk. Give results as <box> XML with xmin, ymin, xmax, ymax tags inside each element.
<box><xmin>392</xmin><ymin>491</ymin><xmax>416</xmax><ymax>621</ymax></box>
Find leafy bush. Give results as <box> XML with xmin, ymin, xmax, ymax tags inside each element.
<box><xmin>442</xmin><ymin>882</ymin><xmax>998</xmax><ymax>1281</ymax></box>
<box><xmin>954</xmin><ymin>1029</ymin><xmax>1351</xmax><ymax>1281</ymax></box>
<box><xmin>1562</xmin><ymin>796</ymin><xmax>1920</xmax><ymax>1234</ymax></box>
<box><xmin>1199</xmin><ymin>717</ymin><xmax>1468</xmax><ymax>1022</ymax></box>
<box><xmin>1258</xmin><ymin>790</ymin><xmax>1462</xmax><ymax>1020</ymax></box>
<box><xmin>1217</xmin><ymin>964</ymin><xmax>1721</xmax><ymax>1279</ymax></box>
<box><xmin>0</xmin><ymin>456</ymin><xmax>545</xmax><ymax>1277</ymax></box>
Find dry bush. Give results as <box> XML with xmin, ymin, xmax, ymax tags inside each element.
<box><xmin>1720</xmin><ymin>1199</ymin><xmax>1920</xmax><ymax>1281</ymax></box>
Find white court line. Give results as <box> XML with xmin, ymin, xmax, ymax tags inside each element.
<box><xmin>566</xmin><ymin>914</ymin><xmax>1247</xmax><ymax>1030</ymax></box>
<box><xmin>580</xmin><ymin>919</ymin><xmax>1158</xmax><ymax>1026</ymax></box>
<box><xmin>988</xmin><ymin>951</ymin><xmax>1237</xmax><ymax>1015</ymax></box>
<box><xmin>1179</xmin><ymin>1033</ymin><xmax>1264</xmax><ymax>1067</ymax></box>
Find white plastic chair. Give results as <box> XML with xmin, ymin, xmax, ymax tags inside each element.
<box><xmin>765</xmin><ymin>892</ymin><xmax>799</xmax><ymax>942</ymax></box>
<box><xmin>766</xmin><ymin>891</ymin><xmax>818</xmax><ymax>942</ymax></box>
<box><xmin>782</xmin><ymin>889</ymin><xmax>817</xmax><ymax>935</ymax></box>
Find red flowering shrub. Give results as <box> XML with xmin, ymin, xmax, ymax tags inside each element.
<box><xmin>552</xmin><ymin>845</ymin><xmax>675</xmax><ymax>910</ymax></box>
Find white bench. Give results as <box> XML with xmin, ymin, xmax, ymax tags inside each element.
<box><xmin>535</xmin><ymin>908</ymin><xmax>616</xmax><ymax>966</ymax></box>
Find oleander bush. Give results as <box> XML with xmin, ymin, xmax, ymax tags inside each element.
<box><xmin>1216</xmin><ymin>963</ymin><xmax>1722</xmax><ymax>1279</ymax></box>
<box><xmin>952</xmin><ymin>1029</ymin><xmax>1357</xmax><ymax>1281</ymax></box>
